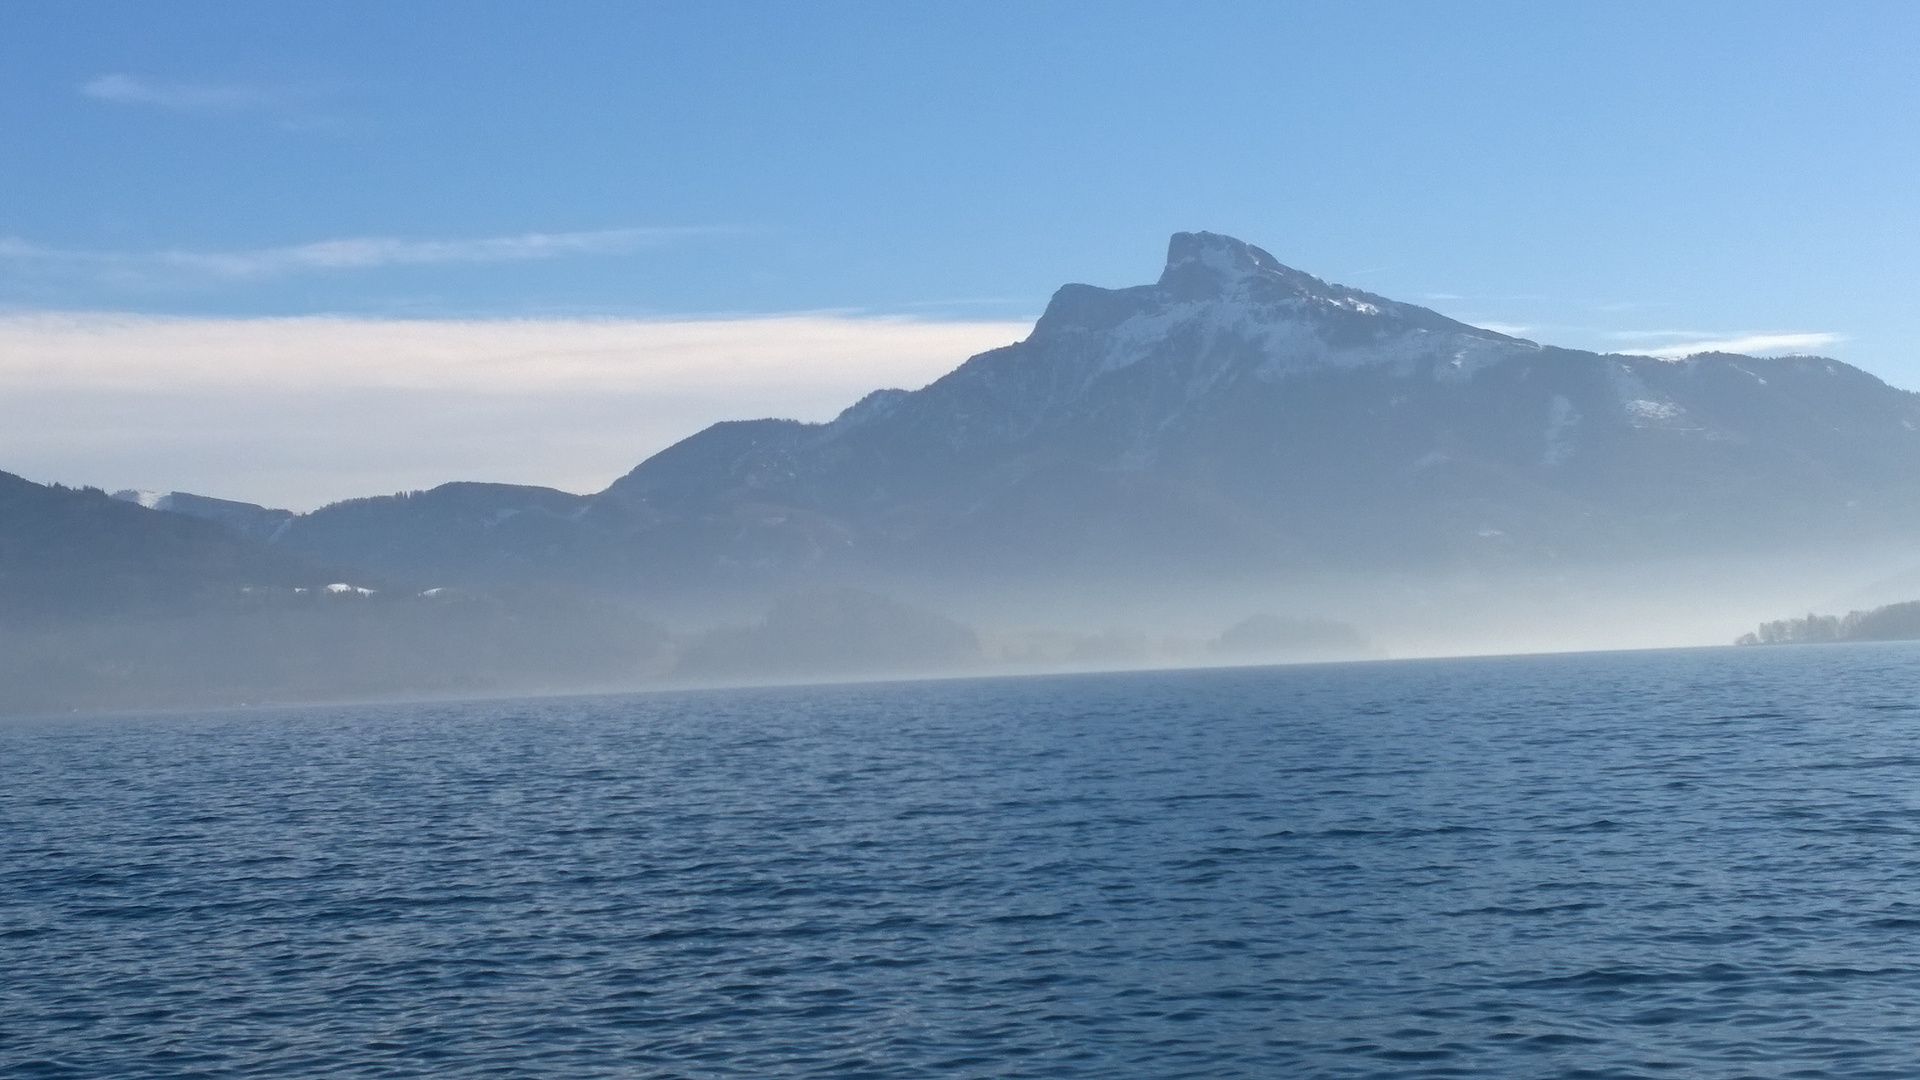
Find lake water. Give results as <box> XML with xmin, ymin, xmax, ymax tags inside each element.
<box><xmin>8</xmin><ymin>644</ymin><xmax>1920</xmax><ymax>1078</ymax></box>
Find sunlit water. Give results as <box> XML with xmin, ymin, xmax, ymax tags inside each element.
<box><xmin>9</xmin><ymin>644</ymin><xmax>1920</xmax><ymax>1078</ymax></box>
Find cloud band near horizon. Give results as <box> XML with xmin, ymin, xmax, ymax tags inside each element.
<box><xmin>0</xmin><ymin>312</ymin><xmax>1031</xmax><ymax>510</ymax></box>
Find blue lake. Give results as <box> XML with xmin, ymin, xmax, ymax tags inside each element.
<box><xmin>8</xmin><ymin>644</ymin><xmax>1920</xmax><ymax>1078</ymax></box>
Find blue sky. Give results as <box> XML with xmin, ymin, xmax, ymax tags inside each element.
<box><xmin>5</xmin><ymin>1</ymin><xmax>1920</xmax><ymax>503</ymax></box>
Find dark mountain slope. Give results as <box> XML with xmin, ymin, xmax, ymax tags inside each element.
<box><xmin>0</xmin><ymin>471</ymin><xmax>337</xmax><ymax>623</ymax></box>
<box><xmin>274</xmin><ymin>482</ymin><xmax>599</xmax><ymax>587</ymax></box>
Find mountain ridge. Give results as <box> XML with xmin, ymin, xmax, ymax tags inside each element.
<box><xmin>111</xmin><ymin>231</ymin><xmax>1920</xmax><ymax>611</ymax></box>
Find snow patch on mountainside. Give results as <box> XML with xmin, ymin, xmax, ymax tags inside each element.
<box><xmin>1059</xmin><ymin>285</ymin><xmax>1532</xmax><ymax>401</ymax></box>
<box><xmin>1543</xmin><ymin>394</ymin><xmax>1580</xmax><ymax>466</ymax></box>
<box><xmin>1625</xmin><ymin>399</ymin><xmax>1684</xmax><ymax>423</ymax></box>
<box><xmin>111</xmin><ymin>489</ymin><xmax>167</xmax><ymax>509</ymax></box>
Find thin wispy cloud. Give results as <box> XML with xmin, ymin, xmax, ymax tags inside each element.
<box><xmin>1612</xmin><ymin>330</ymin><xmax>1844</xmax><ymax>360</ymax></box>
<box><xmin>893</xmin><ymin>297</ymin><xmax>1026</xmax><ymax>309</ymax></box>
<box><xmin>160</xmin><ymin>228</ymin><xmax>708</xmax><ymax>278</ymax></box>
<box><xmin>79</xmin><ymin>72</ymin><xmax>354</xmax><ymax>133</ymax></box>
<box><xmin>82</xmin><ymin>73</ymin><xmax>286</xmax><ymax>112</ymax></box>
<box><xmin>0</xmin><ymin>227</ymin><xmax>721</xmax><ymax>286</ymax></box>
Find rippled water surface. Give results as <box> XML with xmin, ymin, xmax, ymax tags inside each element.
<box><xmin>10</xmin><ymin>645</ymin><xmax>1920</xmax><ymax>1077</ymax></box>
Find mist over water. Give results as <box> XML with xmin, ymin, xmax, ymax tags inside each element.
<box><xmin>10</xmin><ymin>643</ymin><xmax>1920</xmax><ymax>1078</ymax></box>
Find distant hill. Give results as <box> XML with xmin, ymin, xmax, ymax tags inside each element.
<box><xmin>138</xmin><ymin>232</ymin><xmax>1920</xmax><ymax>615</ymax></box>
<box><xmin>264</xmin><ymin>483</ymin><xmax>598</xmax><ymax>587</ymax></box>
<box><xmin>113</xmin><ymin>489</ymin><xmax>296</xmax><ymax>544</ymax></box>
<box><xmin>1737</xmin><ymin>600</ymin><xmax>1920</xmax><ymax>646</ymax></box>
<box><xmin>0</xmin><ymin>471</ymin><xmax>333</xmax><ymax>623</ymax></box>
<box><xmin>1207</xmin><ymin>614</ymin><xmax>1379</xmax><ymax>661</ymax></box>
<box><xmin>676</xmin><ymin>587</ymin><xmax>983</xmax><ymax>683</ymax></box>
